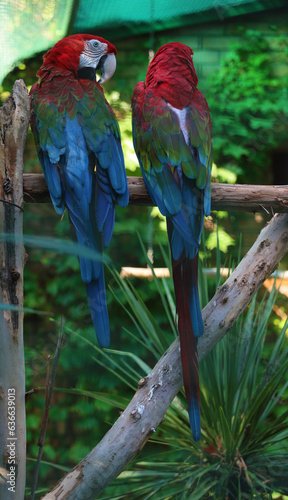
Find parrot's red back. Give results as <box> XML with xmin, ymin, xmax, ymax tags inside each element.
<box><xmin>132</xmin><ymin>42</ymin><xmax>212</xmax><ymax>441</ymax></box>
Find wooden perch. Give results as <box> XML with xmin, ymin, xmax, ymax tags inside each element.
<box><xmin>43</xmin><ymin>212</ymin><xmax>288</xmax><ymax>500</ymax></box>
<box><xmin>23</xmin><ymin>173</ymin><xmax>288</xmax><ymax>213</ymax></box>
<box><xmin>0</xmin><ymin>80</ymin><xmax>29</xmax><ymax>499</ymax></box>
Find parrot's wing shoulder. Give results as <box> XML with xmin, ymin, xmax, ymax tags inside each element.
<box><xmin>132</xmin><ymin>84</ymin><xmax>212</xmax><ymax>209</ymax></box>
<box><xmin>30</xmin><ymin>77</ymin><xmax>128</xmax><ymax>201</ymax></box>
<box><xmin>132</xmin><ymin>85</ymin><xmax>196</xmax><ymax>247</ymax></box>
<box><xmin>76</xmin><ymin>80</ymin><xmax>129</xmax><ymax>248</ymax></box>
<box><xmin>186</xmin><ymin>89</ymin><xmax>213</xmax><ymax>216</ymax></box>
<box><xmin>78</xmin><ymin>79</ymin><xmax>129</xmax><ymax>211</ymax></box>
<box><xmin>30</xmin><ymin>81</ymin><xmax>66</xmax><ymax>214</ymax></box>
<box><xmin>132</xmin><ymin>83</ymin><xmax>186</xmax><ymax>214</ymax></box>
<box><xmin>30</xmin><ymin>77</ymin><xmax>129</xmax><ymax>246</ymax></box>
<box><xmin>132</xmin><ymin>84</ymin><xmax>212</xmax><ymax>246</ymax></box>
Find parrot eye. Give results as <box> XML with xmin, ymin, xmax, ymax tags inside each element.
<box><xmin>93</xmin><ymin>41</ymin><xmax>100</xmax><ymax>48</ymax></box>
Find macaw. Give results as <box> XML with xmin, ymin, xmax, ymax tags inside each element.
<box><xmin>30</xmin><ymin>34</ymin><xmax>129</xmax><ymax>348</ymax></box>
<box><xmin>132</xmin><ymin>42</ymin><xmax>212</xmax><ymax>441</ymax></box>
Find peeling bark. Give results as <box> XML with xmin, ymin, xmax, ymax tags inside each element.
<box><xmin>42</xmin><ymin>213</ymin><xmax>288</xmax><ymax>500</ymax></box>
<box><xmin>23</xmin><ymin>174</ymin><xmax>288</xmax><ymax>213</ymax></box>
<box><xmin>0</xmin><ymin>80</ymin><xmax>29</xmax><ymax>499</ymax></box>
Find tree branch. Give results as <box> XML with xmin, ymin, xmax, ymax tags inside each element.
<box><xmin>43</xmin><ymin>213</ymin><xmax>288</xmax><ymax>500</ymax></box>
<box><xmin>0</xmin><ymin>80</ymin><xmax>30</xmax><ymax>499</ymax></box>
<box><xmin>23</xmin><ymin>173</ymin><xmax>288</xmax><ymax>213</ymax></box>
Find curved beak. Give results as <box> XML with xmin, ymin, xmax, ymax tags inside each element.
<box><xmin>98</xmin><ymin>53</ymin><xmax>116</xmax><ymax>84</ymax></box>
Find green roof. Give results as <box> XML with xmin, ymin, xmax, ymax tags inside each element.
<box><xmin>1</xmin><ymin>0</ymin><xmax>286</xmax><ymax>84</ymax></box>
<box><xmin>74</xmin><ymin>0</ymin><xmax>262</xmax><ymax>33</ymax></box>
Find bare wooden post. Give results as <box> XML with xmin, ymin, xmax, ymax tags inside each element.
<box><xmin>0</xmin><ymin>80</ymin><xmax>30</xmax><ymax>499</ymax></box>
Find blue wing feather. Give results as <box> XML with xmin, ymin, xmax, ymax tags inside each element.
<box><xmin>30</xmin><ymin>78</ymin><xmax>128</xmax><ymax>348</ymax></box>
<box><xmin>40</xmin><ymin>152</ymin><xmax>65</xmax><ymax>214</ymax></box>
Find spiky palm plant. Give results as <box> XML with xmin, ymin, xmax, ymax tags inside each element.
<box><xmin>47</xmin><ymin>244</ymin><xmax>288</xmax><ymax>499</ymax></box>
<box><xmin>86</xmin><ymin>260</ymin><xmax>288</xmax><ymax>500</ymax></box>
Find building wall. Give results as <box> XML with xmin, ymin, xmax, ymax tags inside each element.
<box><xmin>115</xmin><ymin>6</ymin><xmax>287</xmax><ymax>94</ymax></box>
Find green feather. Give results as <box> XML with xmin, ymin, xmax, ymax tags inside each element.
<box><xmin>141</xmin><ymin>153</ymin><xmax>150</xmax><ymax>174</ymax></box>
<box><xmin>179</xmin><ymin>138</ymin><xmax>193</xmax><ymax>162</ymax></box>
<box><xmin>182</xmin><ymin>159</ymin><xmax>198</xmax><ymax>179</ymax></box>
<box><xmin>196</xmin><ymin>163</ymin><xmax>207</xmax><ymax>189</ymax></box>
<box><xmin>77</xmin><ymin>98</ymin><xmax>93</xmax><ymax>118</ymax></box>
<box><xmin>38</xmin><ymin>125</ymin><xmax>50</xmax><ymax>150</ymax></box>
<box><xmin>149</xmin><ymin>144</ymin><xmax>163</xmax><ymax>172</ymax></box>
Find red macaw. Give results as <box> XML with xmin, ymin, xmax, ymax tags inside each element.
<box><xmin>132</xmin><ymin>42</ymin><xmax>212</xmax><ymax>441</ymax></box>
<box><xmin>30</xmin><ymin>34</ymin><xmax>129</xmax><ymax>348</ymax></box>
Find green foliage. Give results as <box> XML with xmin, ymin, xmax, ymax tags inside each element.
<box><xmin>202</xmin><ymin>28</ymin><xmax>288</xmax><ymax>257</ymax></box>
<box><xmin>96</xmin><ymin>268</ymin><xmax>288</xmax><ymax>499</ymax></box>
<box><xmin>105</xmin><ymin>90</ymin><xmax>140</xmax><ymax>175</ymax></box>
<box><xmin>24</xmin><ymin>237</ymin><xmax>288</xmax><ymax>498</ymax></box>
<box><xmin>208</xmin><ymin>29</ymin><xmax>288</xmax><ymax>184</ymax></box>
<box><xmin>205</xmin><ymin>226</ymin><xmax>235</xmax><ymax>254</ymax></box>
<box><xmin>21</xmin><ymin>228</ymin><xmax>287</xmax><ymax>498</ymax></box>
<box><xmin>23</xmin><ymin>225</ymin><xmax>174</xmax><ymax>494</ymax></box>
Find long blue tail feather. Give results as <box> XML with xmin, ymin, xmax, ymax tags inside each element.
<box><xmin>85</xmin><ymin>265</ymin><xmax>110</xmax><ymax>348</ymax></box>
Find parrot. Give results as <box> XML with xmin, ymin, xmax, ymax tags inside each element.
<box><xmin>132</xmin><ymin>42</ymin><xmax>212</xmax><ymax>441</ymax></box>
<box><xmin>30</xmin><ymin>34</ymin><xmax>129</xmax><ymax>348</ymax></box>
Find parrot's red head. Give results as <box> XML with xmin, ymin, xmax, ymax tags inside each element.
<box><xmin>147</xmin><ymin>42</ymin><xmax>198</xmax><ymax>88</ymax></box>
<box><xmin>154</xmin><ymin>42</ymin><xmax>194</xmax><ymax>61</ymax></box>
<box><xmin>145</xmin><ymin>42</ymin><xmax>199</xmax><ymax>108</ymax></box>
<box><xmin>38</xmin><ymin>34</ymin><xmax>117</xmax><ymax>84</ymax></box>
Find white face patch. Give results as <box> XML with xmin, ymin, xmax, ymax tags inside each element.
<box><xmin>79</xmin><ymin>40</ymin><xmax>108</xmax><ymax>69</ymax></box>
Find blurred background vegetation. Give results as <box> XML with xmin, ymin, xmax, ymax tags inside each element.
<box><xmin>1</xmin><ymin>1</ymin><xmax>288</xmax><ymax>498</ymax></box>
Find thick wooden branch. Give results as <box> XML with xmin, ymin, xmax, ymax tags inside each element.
<box><xmin>23</xmin><ymin>173</ymin><xmax>288</xmax><ymax>213</ymax></box>
<box><xmin>43</xmin><ymin>213</ymin><xmax>288</xmax><ymax>500</ymax></box>
<box><xmin>0</xmin><ymin>80</ymin><xmax>29</xmax><ymax>499</ymax></box>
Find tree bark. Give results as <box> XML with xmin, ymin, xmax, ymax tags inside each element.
<box><xmin>23</xmin><ymin>173</ymin><xmax>288</xmax><ymax>213</ymax></box>
<box><xmin>0</xmin><ymin>80</ymin><xmax>29</xmax><ymax>499</ymax></box>
<box><xmin>42</xmin><ymin>213</ymin><xmax>288</xmax><ymax>500</ymax></box>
